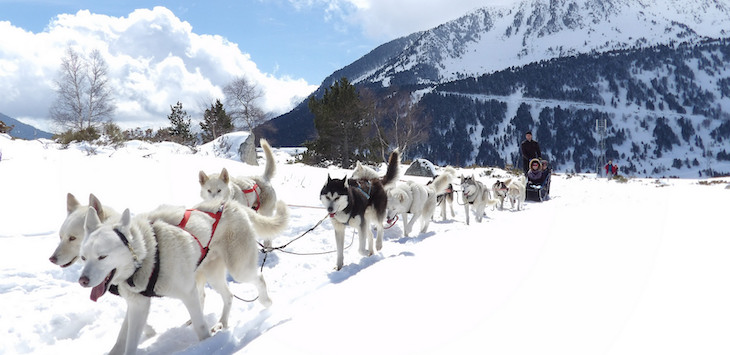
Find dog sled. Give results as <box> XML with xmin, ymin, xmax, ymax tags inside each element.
<box><xmin>525</xmin><ymin>160</ymin><xmax>551</xmax><ymax>202</ymax></box>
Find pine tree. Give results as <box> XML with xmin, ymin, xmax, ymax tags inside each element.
<box><xmin>307</xmin><ymin>77</ymin><xmax>367</xmax><ymax>168</ymax></box>
<box><xmin>199</xmin><ymin>99</ymin><xmax>233</xmax><ymax>143</ymax></box>
<box><xmin>166</xmin><ymin>101</ymin><xmax>196</xmax><ymax>146</ymax></box>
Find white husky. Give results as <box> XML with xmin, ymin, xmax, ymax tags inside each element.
<box><xmin>198</xmin><ymin>138</ymin><xmax>277</xmax><ymax>217</ymax></box>
<box><xmin>49</xmin><ymin>193</ymin><xmax>119</xmax><ymax>268</ymax></box>
<box><xmin>64</xmin><ymin>197</ymin><xmax>288</xmax><ymax>326</ymax></box>
<box><xmin>386</xmin><ymin>172</ymin><xmax>452</xmax><ymax>237</ymax></box>
<box><xmin>80</xmin><ymin>208</ymin><xmax>210</xmax><ymax>355</ymax></box>
<box><xmin>144</xmin><ymin>199</ymin><xmax>288</xmax><ymax>327</ymax></box>
<box><xmin>506</xmin><ymin>175</ymin><xmax>527</xmax><ymax>211</ymax></box>
<box><xmin>460</xmin><ymin>174</ymin><xmax>498</xmax><ymax>225</ymax></box>
<box><xmin>79</xmin><ymin>198</ymin><xmax>288</xmax><ymax>354</ymax></box>
<box><xmin>430</xmin><ymin>166</ymin><xmax>457</xmax><ymax>221</ymax></box>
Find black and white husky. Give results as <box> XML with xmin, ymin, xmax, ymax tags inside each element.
<box><xmin>320</xmin><ymin>150</ymin><xmax>399</xmax><ymax>270</ymax></box>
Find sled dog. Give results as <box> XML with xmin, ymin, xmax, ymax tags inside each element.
<box><xmin>49</xmin><ymin>193</ymin><xmax>119</xmax><ymax>268</ymax></box>
<box><xmin>80</xmin><ymin>208</ymin><xmax>210</xmax><ymax>355</ymax></box>
<box><xmin>506</xmin><ymin>175</ymin><xmax>527</xmax><ymax>211</ymax></box>
<box><xmin>492</xmin><ymin>180</ymin><xmax>509</xmax><ymax>211</ymax></box>
<box><xmin>320</xmin><ymin>150</ymin><xmax>399</xmax><ymax>270</ymax></box>
<box><xmin>199</xmin><ymin>138</ymin><xmax>278</xmax><ymax>217</ymax></box>
<box><xmin>429</xmin><ymin>166</ymin><xmax>457</xmax><ymax>221</ymax></box>
<box><xmin>144</xmin><ymin>199</ymin><xmax>288</xmax><ymax>328</ymax></box>
<box><xmin>460</xmin><ymin>175</ymin><xmax>498</xmax><ymax>225</ymax></box>
<box><xmin>79</xmin><ymin>198</ymin><xmax>288</xmax><ymax>354</ymax></box>
<box><xmin>59</xmin><ymin>196</ymin><xmax>288</xmax><ymax>339</ymax></box>
<box><xmin>351</xmin><ymin>161</ymin><xmax>381</xmax><ymax>180</ymax></box>
<box><xmin>387</xmin><ymin>172</ymin><xmax>453</xmax><ymax>237</ymax></box>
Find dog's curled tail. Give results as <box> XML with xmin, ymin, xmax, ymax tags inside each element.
<box><xmin>260</xmin><ymin>138</ymin><xmax>276</xmax><ymax>182</ymax></box>
<box><xmin>443</xmin><ymin>166</ymin><xmax>457</xmax><ymax>178</ymax></box>
<box><xmin>430</xmin><ymin>173</ymin><xmax>452</xmax><ymax>196</ymax></box>
<box><xmin>245</xmin><ymin>200</ymin><xmax>289</xmax><ymax>240</ymax></box>
<box><xmin>381</xmin><ymin>149</ymin><xmax>400</xmax><ymax>187</ymax></box>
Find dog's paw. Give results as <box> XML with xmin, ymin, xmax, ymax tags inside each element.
<box><xmin>259</xmin><ymin>297</ymin><xmax>273</xmax><ymax>308</ymax></box>
<box><xmin>358</xmin><ymin>247</ymin><xmax>369</xmax><ymax>256</ymax></box>
<box><xmin>211</xmin><ymin>323</ymin><xmax>224</xmax><ymax>333</ymax></box>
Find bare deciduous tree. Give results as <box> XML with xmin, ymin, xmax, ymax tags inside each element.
<box><xmin>223</xmin><ymin>76</ymin><xmax>265</xmax><ymax>132</ymax></box>
<box><xmin>365</xmin><ymin>88</ymin><xmax>430</xmax><ymax>160</ymax></box>
<box><xmin>50</xmin><ymin>47</ymin><xmax>115</xmax><ymax>131</ymax></box>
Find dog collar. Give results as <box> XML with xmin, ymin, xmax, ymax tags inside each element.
<box><xmin>113</xmin><ymin>228</ymin><xmax>142</xmax><ymax>269</ymax></box>
<box><xmin>125</xmin><ymin>230</ymin><xmax>161</xmax><ymax>298</ymax></box>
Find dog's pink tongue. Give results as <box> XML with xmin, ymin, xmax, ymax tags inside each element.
<box><xmin>90</xmin><ymin>283</ymin><xmax>107</xmax><ymax>302</ymax></box>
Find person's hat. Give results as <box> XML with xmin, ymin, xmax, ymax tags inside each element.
<box><xmin>525</xmin><ymin>131</ymin><xmax>532</xmax><ymax>135</ymax></box>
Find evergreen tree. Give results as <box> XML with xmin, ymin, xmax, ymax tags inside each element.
<box><xmin>199</xmin><ymin>99</ymin><xmax>233</xmax><ymax>143</ymax></box>
<box><xmin>166</xmin><ymin>101</ymin><xmax>196</xmax><ymax>146</ymax></box>
<box><xmin>307</xmin><ymin>78</ymin><xmax>367</xmax><ymax>168</ymax></box>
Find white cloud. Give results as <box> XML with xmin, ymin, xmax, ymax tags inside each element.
<box><xmin>0</xmin><ymin>7</ymin><xmax>317</xmax><ymax>132</ymax></box>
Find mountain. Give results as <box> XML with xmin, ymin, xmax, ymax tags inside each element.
<box><xmin>256</xmin><ymin>0</ymin><xmax>730</xmax><ymax>177</ymax></box>
<box><xmin>362</xmin><ymin>0</ymin><xmax>730</xmax><ymax>86</ymax></box>
<box><xmin>0</xmin><ymin>113</ymin><xmax>53</xmax><ymax>140</ymax></box>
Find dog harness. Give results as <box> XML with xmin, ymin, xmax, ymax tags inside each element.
<box><xmin>241</xmin><ymin>183</ymin><xmax>261</xmax><ymax>211</ymax></box>
<box><xmin>177</xmin><ymin>204</ymin><xmax>224</xmax><ymax>266</ymax></box>
<box><xmin>350</xmin><ymin>180</ymin><xmax>372</xmax><ymax>200</ymax></box>
<box><xmin>110</xmin><ymin>228</ymin><xmax>161</xmax><ymax>298</ymax></box>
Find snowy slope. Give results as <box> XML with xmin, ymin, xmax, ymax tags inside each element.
<box><xmin>364</xmin><ymin>0</ymin><xmax>730</xmax><ymax>86</ymax></box>
<box><xmin>1</xmin><ymin>133</ymin><xmax>729</xmax><ymax>354</ymax></box>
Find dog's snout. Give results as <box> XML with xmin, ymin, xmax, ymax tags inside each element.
<box><xmin>49</xmin><ymin>256</ymin><xmax>57</xmax><ymax>264</ymax></box>
<box><xmin>79</xmin><ymin>275</ymin><xmax>90</xmax><ymax>287</ymax></box>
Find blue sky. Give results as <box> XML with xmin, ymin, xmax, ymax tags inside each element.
<box><xmin>1</xmin><ymin>0</ymin><xmax>375</xmax><ymax>83</ymax></box>
<box><xmin>0</xmin><ymin>0</ymin><xmax>515</xmax><ymax>131</ymax></box>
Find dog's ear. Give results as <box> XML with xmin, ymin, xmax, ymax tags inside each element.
<box><xmin>88</xmin><ymin>194</ymin><xmax>106</xmax><ymax>221</ymax></box>
<box><xmin>67</xmin><ymin>193</ymin><xmax>80</xmax><ymax>215</ymax></box>
<box><xmin>84</xmin><ymin>206</ymin><xmax>102</xmax><ymax>235</ymax></box>
<box><xmin>327</xmin><ymin>174</ymin><xmax>331</xmax><ymax>182</ymax></box>
<box><xmin>121</xmin><ymin>209</ymin><xmax>132</xmax><ymax>228</ymax></box>
<box><xmin>221</xmin><ymin>168</ymin><xmax>230</xmax><ymax>184</ymax></box>
<box><xmin>198</xmin><ymin>171</ymin><xmax>208</xmax><ymax>185</ymax></box>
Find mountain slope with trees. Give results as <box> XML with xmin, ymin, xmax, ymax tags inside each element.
<box><xmin>257</xmin><ymin>0</ymin><xmax>730</xmax><ymax>177</ymax></box>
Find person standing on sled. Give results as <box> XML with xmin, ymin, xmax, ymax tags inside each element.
<box><xmin>521</xmin><ymin>131</ymin><xmax>541</xmax><ymax>174</ymax></box>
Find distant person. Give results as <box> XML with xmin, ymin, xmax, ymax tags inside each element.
<box><xmin>520</xmin><ymin>131</ymin><xmax>541</xmax><ymax>174</ymax></box>
<box><xmin>605</xmin><ymin>160</ymin><xmax>618</xmax><ymax>179</ymax></box>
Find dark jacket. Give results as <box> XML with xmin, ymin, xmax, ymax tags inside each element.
<box><xmin>521</xmin><ymin>139</ymin><xmax>541</xmax><ymax>161</ymax></box>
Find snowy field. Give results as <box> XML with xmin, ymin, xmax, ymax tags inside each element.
<box><xmin>0</xmin><ymin>133</ymin><xmax>728</xmax><ymax>355</ymax></box>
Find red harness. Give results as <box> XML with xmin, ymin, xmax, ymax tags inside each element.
<box><xmin>178</xmin><ymin>205</ymin><xmax>224</xmax><ymax>266</ymax></box>
<box><xmin>242</xmin><ymin>183</ymin><xmax>261</xmax><ymax>211</ymax></box>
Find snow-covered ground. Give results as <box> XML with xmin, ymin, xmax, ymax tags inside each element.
<box><xmin>0</xmin><ymin>133</ymin><xmax>728</xmax><ymax>355</ymax></box>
